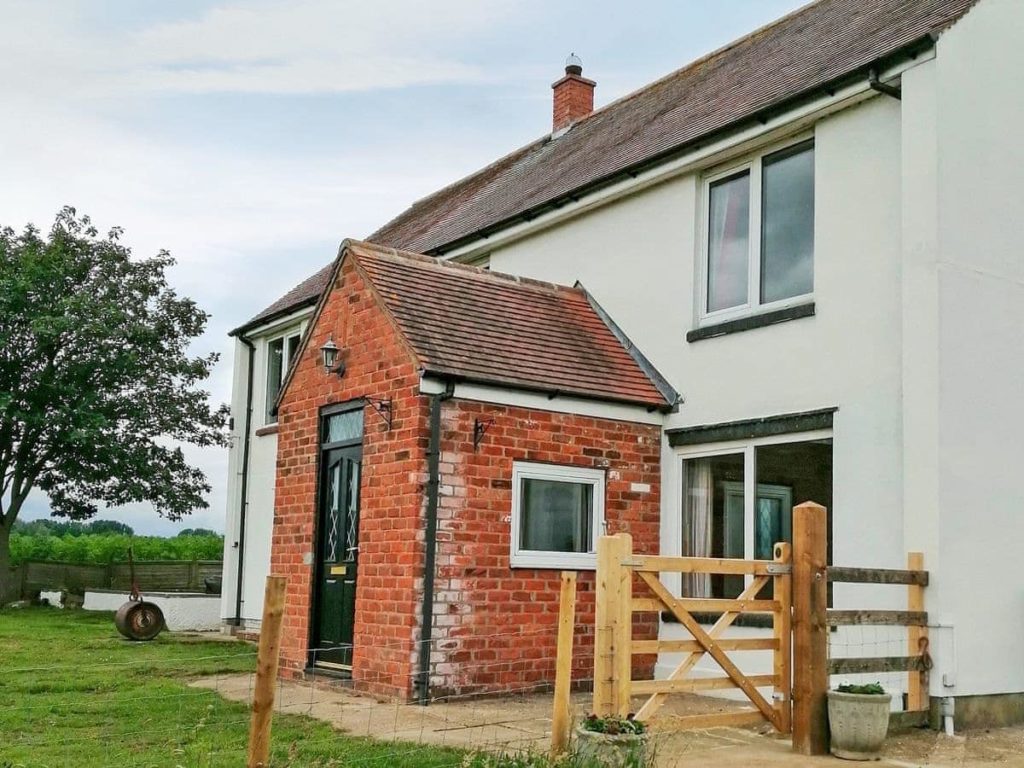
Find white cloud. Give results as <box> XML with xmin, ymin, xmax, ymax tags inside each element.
<box><xmin>1</xmin><ymin>0</ymin><xmax>526</xmax><ymax>97</ymax></box>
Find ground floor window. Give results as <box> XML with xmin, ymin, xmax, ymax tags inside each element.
<box><xmin>680</xmin><ymin>436</ymin><xmax>832</xmax><ymax>597</ymax></box>
<box><xmin>510</xmin><ymin>462</ymin><xmax>605</xmax><ymax>569</ymax></box>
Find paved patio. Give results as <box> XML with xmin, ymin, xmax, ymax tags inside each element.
<box><xmin>193</xmin><ymin>674</ymin><xmax>1024</xmax><ymax>766</ymax></box>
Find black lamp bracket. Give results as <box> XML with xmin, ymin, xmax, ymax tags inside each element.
<box><xmin>366</xmin><ymin>397</ymin><xmax>393</xmax><ymax>431</ymax></box>
<box><xmin>473</xmin><ymin>417</ymin><xmax>495</xmax><ymax>451</ymax></box>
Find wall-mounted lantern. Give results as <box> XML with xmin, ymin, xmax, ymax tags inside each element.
<box><xmin>320</xmin><ymin>337</ymin><xmax>345</xmax><ymax>377</ymax></box>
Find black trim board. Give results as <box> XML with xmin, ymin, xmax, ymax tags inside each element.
<box><xmin>667</xmin><ymin>407</ymin><xmax>837</xmax><ymax>447</ymax></box>
<box><xmin>687</xmin><ymin>303</ymin><xmax>814</xmax><ymax>343</ymax></box>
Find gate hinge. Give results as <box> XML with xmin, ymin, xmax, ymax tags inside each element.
<box><xmin>766</xmin><ymin>563</ymin><xmax>792</xmax><ymax>575</ymax></box>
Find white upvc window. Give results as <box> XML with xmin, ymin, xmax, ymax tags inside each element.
<box><xmin>699</xmin><ymin>138</ymin><xmax>815</xmax><ymax>324</ymax></box>
<box><xmin>510</xmin><ymin>462</ymin><xmax>605</xmax><ymax>569</ymax></box>
<box><xmin>265</xmin><ymin>329</ymin><xmax>302</xmax><ymax>423</ymax></box>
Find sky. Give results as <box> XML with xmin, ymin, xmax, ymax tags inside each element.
<box><xmin>1</xmin><ymin>0</ymin><xmax>806</xmax><ymax>535</ymax></box>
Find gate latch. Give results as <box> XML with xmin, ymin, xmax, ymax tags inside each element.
<box><xmin>765</xmin><ymin>563</ymin><xmax>792</xmax><ymax>575</ymax></box>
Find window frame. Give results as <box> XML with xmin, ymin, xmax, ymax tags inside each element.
<box><xmin>671</xmin><ymin>429</ymin><xmax>831</xmax><ymax>595</ymax></box>
<box><xmin>264</xmin><ymin>327</ymin><xmax>303</xmax><ymax>425</ymax></box>
<box><xmin>698</xmin><ymin>136</ymin><xmax>815</xmax><ymax>326</ymax></box>
<box><xmin>510</xmin><ymin>461</ymin><xmax>606</xmax><ymax>570</ymax></box>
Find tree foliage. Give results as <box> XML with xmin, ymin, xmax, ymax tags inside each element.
<box><xmin>0</xmin><ymin>208</ymin><xmax>228</xmax><ymax>595</ymax></box>
<box><xmin>13</xmin><ymin>518</ymin><xmax>135</xmax><ymax>537</ymax></box>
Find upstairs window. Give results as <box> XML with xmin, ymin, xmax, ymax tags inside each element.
<box><xmin>266</xmin><ymin>331</ymin><xmax>302</xmax><ymax>423</ymax></box>
<box><xmin>703</xmin><ymin>140</ymin><xmax>814</xmax><ymax>320</ymax></box>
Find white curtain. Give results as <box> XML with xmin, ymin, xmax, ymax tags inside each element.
<box><xmin>682</xmin><ymin>459</ymin><xmax>713</xmax><ymax>597</ymax></box>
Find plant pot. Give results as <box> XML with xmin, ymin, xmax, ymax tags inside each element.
<box><xmin>575</xmin><ymin>726</ymin><xmax>648</xmax><ymax>768</ymax></box>
<box><xmin>827</xmin><ymin>690</ymin><xmax>892</xmax><ymax>760</ymax></box>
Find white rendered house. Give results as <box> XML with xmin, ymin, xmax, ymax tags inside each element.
<box><xmin>222</xmin><ymin>0</ymin><xmax>1024</xmax><ymax>724</ymax></box>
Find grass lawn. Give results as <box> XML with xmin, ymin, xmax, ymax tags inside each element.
<box><xmin>0</xmin><ymin>607</ymin><xmax>468</xmax><ymax>768</ymax></box>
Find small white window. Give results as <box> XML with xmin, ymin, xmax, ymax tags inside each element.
<box><xmin>701</xmin><ymin>139</ymin><xmax>814</xmax><ymax>322</ymax></box>
<box><xmin>510</xmin><ymin>462</ymin><xmax>605</xmax><ymax>569</ymax></box>
<box><xmin>265</xmin><ymin>330</ymin><xmax>302</xmax><ymax>423</ymax></box>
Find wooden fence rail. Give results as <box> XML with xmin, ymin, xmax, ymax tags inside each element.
<box><xmin>590</xmin><ymin>532</ymin><xmax>793</xmax><ymax>733</ymax></box>
<box><xmin>826</xmin><ymin>552</ymin><xmax>930</xmax><ymax>717</ymax></box>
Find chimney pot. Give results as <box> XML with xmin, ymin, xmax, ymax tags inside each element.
<box><xmin>552</xmin><ymin>53</ymin><xmax>595</xmax><ymax>133</ymax></box>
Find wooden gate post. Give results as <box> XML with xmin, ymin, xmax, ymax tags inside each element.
<box><xmin>594</xmin><ymin>534</ymin><xmax>632</xmax><ymax>717</ymax></box>
<box><xmin>247</xmin><ymin>575</ymin><xmax>287</xmax><ymax>768</ymax></box>
<box><xmin>906</xmin><ymin>552</ymin><xmax>928</xmax><ymax>712</ymax></box>
<box><xmin>551</xmin><ymin>571</ymin><xmax>577</xmax><ymax>758</ymax></box>
<box><xmin>792</xmin><ymin>502</ymin><xmax>829</xmax><ymax>756</ymax></box>
<box><xmin>773</xmin><ymin>542</ymin><xmax>793</xmax><ymax>733</ymax></box>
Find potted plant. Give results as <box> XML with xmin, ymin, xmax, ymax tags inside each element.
<box><xmin>827</xmin><ymin>682</ymin><xmax>892</xmax><ymax>760</ymax></box>
<box><xmin>575</xmin><ymin>714</ymin><xmax>648</xmax><ymax>768</ymax></box>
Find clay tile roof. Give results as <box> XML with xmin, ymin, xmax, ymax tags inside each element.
<box><xmin>237</xmin><ymin>0</ymin><xmax>978</xmax><ymax>333</ymax></box>
<box><xmin>347</xmin><ymin>241</ymin><xmax>678</xmax><ymax>410</ymax></box>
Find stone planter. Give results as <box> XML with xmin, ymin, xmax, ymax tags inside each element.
<box><xmin>575</xmin><ymin>725</ymin><xmax>648</xmax><ymax>768</ymax></box>
<box><xmin>827</xmin><ymin>690</ymin><xmax>892</xmax><ymax>760</ymax></box>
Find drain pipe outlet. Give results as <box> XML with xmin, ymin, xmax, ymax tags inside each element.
<box><xmin>416</xmin><ymin>382</ymin><xmax>454</xmax><ymax>705</ymax></box>
<box><xmin>942</xmin><ymin>697</ymin><xmax>955</xmax><ymax>736</ymax></box>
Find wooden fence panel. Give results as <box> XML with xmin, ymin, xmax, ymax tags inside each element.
<box><xmin>19</xmin><ymin>559</ymin><xmax>222</xmax><ymax>595</ymax></box>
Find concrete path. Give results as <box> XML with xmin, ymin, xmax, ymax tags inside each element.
<box><xmin>193</xmin><ymin>674</ymin><xmax>1024</xmax><ymax>766</ymax></box>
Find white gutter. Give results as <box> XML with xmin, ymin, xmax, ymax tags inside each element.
<box><xmin>443</xmin><ymin>55</ymin><xmax>932</xmax><ymax>263</ymax></box>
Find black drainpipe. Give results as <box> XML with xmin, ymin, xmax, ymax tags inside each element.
<box><xmin>233</xmin><ymin>334</ymin><xmax>256</xmax><ymax>626</ymax></box>
<box><xmin>416</xmin><ymin>383</ymin><xmax>454</xmax><ymax>705</ymax></box>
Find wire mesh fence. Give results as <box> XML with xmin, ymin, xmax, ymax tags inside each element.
<box><xmin>0</xmin><ymin>607</ymin><xmax>606</xmax><ymax>768</ymax></box>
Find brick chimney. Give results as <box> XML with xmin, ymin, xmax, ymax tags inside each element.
<box><xmin>552</xmin><ymin>53</ymin><xmax>595</xmax><ymax>133</ymax></box>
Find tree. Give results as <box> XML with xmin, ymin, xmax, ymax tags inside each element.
<box><xmin>0</xmin><ymin>208</ymin><xmax>227</xmax><ymax>601</ymax></box>
<box><xmin>84</xmin><ymin>520</ymin><xmax>135</xmax><ymax>536</ymax></box>
<box><xmin>176</xmin><ymin>527</ymin><xmax>217</xmax><ymax>538</ymax></box>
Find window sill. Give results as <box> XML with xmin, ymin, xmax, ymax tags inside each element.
<box><xmin>687</xmin><ymin>302</ymin><xmax>815</xmax><ymax>343</ymax></box>
<box><xmin>510</xmin><ymin>554</ymin><xmax>596</xmax><ymax>571</ymax></box>
<box><xmin>254</xmin><ymin>424</ymin><xmax>279</xmax><ymax>437</ymax></box>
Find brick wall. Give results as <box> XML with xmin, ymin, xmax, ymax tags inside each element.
<box><xmin>552</xmin><ymin>73</ymin><xmax>595</xmax><ymax>131</ymax></box>
<box><xmin>272</xmin><ymin>256</ymin><xmax>429</xmax><ymax>698</ymax></box>
<box><xmin>428</xmin><ymin>398</ymin><xmax>661</xmax><ymax>698</ymax></box>
<box><xmin>272</xmin><ymin>254</ymin><xmax>664</xmax><ymax>701</ymax></box>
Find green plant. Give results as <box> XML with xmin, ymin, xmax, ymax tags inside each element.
<box><xmin>836</xmin><ymin>682</ymin><xmax>886</xmax><ymax>695</ymax></box>
<box><xmin>580</xmin><ymin>713</ymin><xmax>646</xmax><ymax>736</ymax></box>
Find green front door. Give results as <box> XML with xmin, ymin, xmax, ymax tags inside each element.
<box><xmin>312</xmin><ymin>408</ymin><xmax>363</xmax><ymax>670</ymax></box>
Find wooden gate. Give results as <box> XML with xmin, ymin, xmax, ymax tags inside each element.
<box><xmin>592</xmin><ymin>533</ymin><xmax>792</xmax><ymax>732</ymax></box>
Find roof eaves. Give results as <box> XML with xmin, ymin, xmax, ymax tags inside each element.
<box><xmin>432</xmin><ymin>33</ymin><xmax>938</xmax><ymax>257</ymax></box>
<box><xmin>576</xmin><ymin>283</ymin><xmax>680</xmax><ymax>413</ymax></box>
<box><xmin>419</xmin><ymin>367</ymin><xmax>669</xmax><ymax>413</ymax></box>
<box><xmin>229</xmin><ymin>297</ymin><xmax>319</xmax><ymax>338</ymax></box>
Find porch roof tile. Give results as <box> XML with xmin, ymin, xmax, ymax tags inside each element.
<box><xmin>348</xmin><ymin>241</ymin><xmax>677</xmax><ymax>411</ymax></box>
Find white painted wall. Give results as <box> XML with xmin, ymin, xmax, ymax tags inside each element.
<box><xmin>930</xmin><ymin>0</ymin><xmax>1024</xmax><ymax>698</ymax></box>
<box><xmin>220</xmin><ymin>315</ymin><xmax>310</xmax><ymax>626</ymax></box>
<box><xmin>84</xmin><ymin>591</ymin><xmax>222</xmax><ymax>632</ymax></box>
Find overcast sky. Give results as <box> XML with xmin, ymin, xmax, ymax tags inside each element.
<box><xmin>2</xmin><ymin>0</ymin><xmax>805</xmax><ymax>535</ymax></box>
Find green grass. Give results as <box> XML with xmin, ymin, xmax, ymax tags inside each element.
<box><xmin>0</xmin><ymin>607</ymin><xmax>469</xmax><ymax>768</ymax></box>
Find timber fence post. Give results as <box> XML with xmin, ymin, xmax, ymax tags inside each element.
<box><xmin>246</xmin><ymin>575</ymin><xmax>287</xmax><ymax>768</ymax></box>
<box><xmin>792</xmin><ymin>502</ymin><xmax>829</xmax><ymax>755</ymax></box>
<box><xmin>551</xmin><ymin>570</ymin><xmax>577</xmax><ymax>758</ymax></box>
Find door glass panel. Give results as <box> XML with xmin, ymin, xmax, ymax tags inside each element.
<box><xmin>681</xmin><ymin>453</ymin><xmax>744</xmax><ymax>597</ymax></box>
<box><xmin>326</xmin><ymin>409</ymin><xmax>364</xmax><ymax>443</ymax></box>
<box><xmin>325</xmin><ymin>461</ymin><xmax>341</xmax><ymax>563</ymax></box>
<box><xmin>345</xmin><ymin>459</ymin><xmax>360</xmax><ymax>560</ymax></box>
<box><xmin>754</xmin><ymin>492</ymin><xmax>792</xmax><ymax>560</ymax></box>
